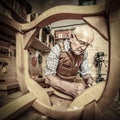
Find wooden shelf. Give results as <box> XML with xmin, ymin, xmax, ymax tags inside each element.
<box><xmin>1</xmin><ymin>0</ymin><xmax>28</xmax><ymax>23</ymax></box>
<box><xmin>55</xmin><ymin>37</ymin><xmax>69</xmax><ymax>40</ymax></box>
<box><xmin>0</xmin><ymin>81</ymin><xmax>19</xmax><ymax>91</ymax></box>
<box><xmin>0</xmin><ymin>55</ymin><xmax>9</xmax><ymax>58</ymax></box>
<box><xmin>31</xmin><ymin>38</ymin><xmax>50</xmax><ymax>53</ymax></box>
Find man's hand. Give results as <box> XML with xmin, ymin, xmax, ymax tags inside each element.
<box><xmin>70</xmin><ymin>83</ymin><xmax>85</xmax><ymax>97</ymax></box>
<box><xmin>83</xmin><ymin>74</ymin><xmax>96</xmax><ymax>87</ymax></box>
<box><xmin>87</xmin><ymin>77</ymin><xmax>96</xmax><ymax>87</ymax></box>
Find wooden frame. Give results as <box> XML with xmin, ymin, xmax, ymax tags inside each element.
<box><xmin>1</xmin><ymin>0</ymin><xmax>120</xmax><ymax>119</ymax></box>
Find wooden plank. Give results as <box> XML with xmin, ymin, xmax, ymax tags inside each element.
<box><xmin>0</xmin><ymin>92</ymin><xmax>37</xmax><ymax>120</ymax></box>
<box><xmin>83</xmin><ymin>16</ymin><xmax>109</xmax><ymax>40</ymax></box>
<box><xmin>31</xmin><ymin>38</ymin><xmax>50</xmax><ymax>53</ymax></box>
<box><xmin>44</xmin><ymin>87</ymin><xmax>73</xmax><ymax>100</ymax></box>
<box><xmin>23</xmin><ymin>28</ymin><xmax>50</xmax><ymax>53</ymax></box>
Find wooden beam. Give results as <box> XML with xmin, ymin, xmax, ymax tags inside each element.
<box><xmin>33</xmin><ymin>99</ymin><xmax>83</xmax><ymax>120</ymax></box>
<box><xmin>97</xmin><ymin>8</ymin><xmax>120</xmax><ymax>112</ymax></box>
<box><xmin>16</xmin><ymin>33</ymin><xmax>28</xmax><ymax>94</ymax></box>
<box><xmin>23</xmin><ymin>49</ymin><xmax>51</xmax><ymax>106</ymax></box>
<box><xmin>83</xmin><ymin>16</ymin><xmax>109</xmax><ymax>40</ymax></box>
<box><xmin>21</xmin><ymin>1</ymin><xmax>106</xmax><ymax>31</ymax></box>
<box><xmin>24</xmin><ymin>28</ymin><xmax>38</xmax><ymax>49</ymax></box>
<box><xmin>0</xmin><ymin>92</ymin><xmax>36</xmax><ymax>120</ymax></box>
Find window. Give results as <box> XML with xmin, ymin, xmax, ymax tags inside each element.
<box><xmin>79</xmin><ymin>0</ymin><xmax>96</xmax><ymax>6</ymax></box>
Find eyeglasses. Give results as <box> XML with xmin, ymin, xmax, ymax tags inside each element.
<box><xmin>74</xmin><ymin>34</ymin><xmax>92</xmax><ymax>47</ymax></box>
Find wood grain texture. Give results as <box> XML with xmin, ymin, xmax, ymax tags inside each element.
<box><xmin>16</xmin><ymin>33</ymin><xmax>28</xmax><ymax>94</ymax></box>
<box><xmin>0</xmin><ymin>92</ymin><xmax>36</xmax><ymax>120</ymax></box>
<box><xmin>21</xmin><ymin>1</ymin><xmax>106</xmax><ymax>31</ymax></box>
<box><xmin>83</xmin><ymin>16</ymin><xmax>109</xmax><ymax>40</ymax></box>
<box><xmin>97</xmin><ymin>8</ymin><xmax>120</xmax><ymax>112</ymax></box>
<box><xmin>68</xmin><ymin>81</ymin><xmax>106</xmax><ymax>109</ymax></box>
<box><xmin>0</xmin><ymin>13</ymin><xmax>22</xmax><ymax>32</ymax></box>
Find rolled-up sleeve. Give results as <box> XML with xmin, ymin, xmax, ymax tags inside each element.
<box><xmin>45</xmin><ymin>44</ymin><xmax>60</xmax><ymax>75</ymax></box>
<box><xmin>80</xmin><ymin>51</ymin><xmax>90</xmax><ymax>76</ymax></box>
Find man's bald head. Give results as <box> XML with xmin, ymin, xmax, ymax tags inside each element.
<box><xmin>74</xmin><ymin>25</ymin><xmax>94</xmax><ymax>44</ymax></box>
<box><xmin>70</xmin><ymin>25</ymin><xmax>94</xmax><ymax>55</ymax></box>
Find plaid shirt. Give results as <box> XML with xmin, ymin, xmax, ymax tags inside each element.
<box><xmin>45</xmin><ymin>40</ymin><xmax>90</xmax><ymax>76</ymax></box>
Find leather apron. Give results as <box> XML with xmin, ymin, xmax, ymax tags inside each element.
<box><xmin>56</xmin><ymin>42</ymin><xmax>84</xmax><ymax>82</ymax></box>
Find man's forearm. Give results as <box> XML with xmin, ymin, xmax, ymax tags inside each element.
<box><xmin>45</xmin><ymin>74</ymin><xmax>85</xmax><ymax>97</ymax></box>
<box><xmin>45</xmin><ymin>74</ymin><xmax>73</xmax><ymax>93</ymax></box>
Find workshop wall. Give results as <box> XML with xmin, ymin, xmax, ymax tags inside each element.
<box><xmin>0</xmin><ymin>39</ymin><xmax>16</xmax><ymax>82</ymax></box>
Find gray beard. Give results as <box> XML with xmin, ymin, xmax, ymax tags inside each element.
<box><xmin>70</xmin><ymin>49</ymin><xmax>84</xmax><ymax>55</ymax></box>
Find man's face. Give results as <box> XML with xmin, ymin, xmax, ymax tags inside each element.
<box><xmin>70</xmin><ymin>33</ymin><xmax>93</xmax><ymax>55</ymax></box>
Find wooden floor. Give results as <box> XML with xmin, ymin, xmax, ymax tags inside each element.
<box><xmin>0</xmin><ymin>91</ymin><xmax>120</xmax><ymax>120</ymax></box>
